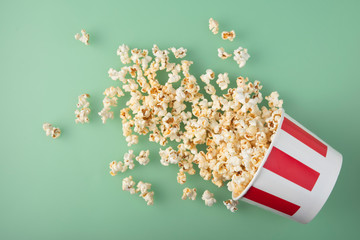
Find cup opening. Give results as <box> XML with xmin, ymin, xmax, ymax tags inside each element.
<box><xmin>232</xmin><ymin>109</ymin><xmax>286</xmax><ymax>200</ymax></box>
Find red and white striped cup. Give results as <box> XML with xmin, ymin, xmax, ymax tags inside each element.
<box><xmin>234</xmin><ymin>110</ymin><xmax>342</xmax><ymax>224</ymax></box>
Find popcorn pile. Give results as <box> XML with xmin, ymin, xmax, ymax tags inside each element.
<box><xmin>102</xmin><ymin>41</ymin><xmax>283</xmax><ymax>205</ymax></box>
<box><xmin>75</xmin><ymin>94</ymin><xmax>91</xmax><ymax>124</ymax></box>
<box><xmin>122</xmin><ymin>176</ymin><xmax>154</xmax><ymax>205</ymax></box>
<box><xmin>50</xmin><ymin>19</ymin><xmax>283</xmax><ymax>211</ymax></box>
<box><xmin>42</xmin><ymin>123</ymin><xmax>61</xmax><ymax>139</ymax></box>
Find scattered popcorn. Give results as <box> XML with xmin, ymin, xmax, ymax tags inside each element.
<box><xmin>202</xmin><ymin>190</ymin><xmax>217</xmax><ymax>207</ymax></box>
<box><xmin>75</xmin><ymin>94</ymin><xmax>91</xmax><ymax>124</ymax></box>
<box><xmin>98</xmin><ymin>86</ymin><xmax>124</xmax><ymax>124</ymax></box>
<box><xmin>182</xmin><ymin>188</ymin><xmax>197</xmax><ymax>200</ymax></box>
<box><xmin>209</xmin><ymin>18</ymin><xmax>219</xmax><ymax>34</ymax></box>
<box><xmin>169</xmin><ymin>47</ymin><xmax>187</xmax><ymax>59</ymax></box>
<box><xmin>74</xmin><ymin>29</ymin><xmax>89</xmax><ymax>45</ymax></box>
<box><xmin>216</xmin><ymin>73</ymin><xmax>230</xmax><ymax>90</ymax></box>
<box><xmin>136</xmin><ymin>150</ymin><xmax>150</xmax><ymax>165</ymax></box>
<box><xmin>122</xmin><ymin>176</ymin><xmax>136</xmax><ymax>194</ymax></box>
<box><xmin>217</xmin><ymin>47</ymin><xmax>232</xmax><ymax>59</ymax></box>
<box><xmin>42</xmin><ymin>123</ymin><xmax>61</xmax><ymax>139</ymax></box>
<box><xmin>223</xmin><ymin>199</ymin><xmax>239</xmax><ymax>212</ymax></box>
<box><xmin>233</xmin><ymin>47</ymin><xmax>250</xmax><ymax>68</ymax></box>
<box><xmin>103</xmin><ymin>42</ymin><xmax>283</xmax><ymax>206</ymax></box>
<box><xmin>221</xmin><ymin>30</ymin><xmax>235</xmax><ymax>41</ymax></box>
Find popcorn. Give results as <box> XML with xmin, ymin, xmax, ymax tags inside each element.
<box><xmin>98</xmin><ymin>86</ymin><xmax>124</xmax><ymax>124</ymax></box>
<box><xmin>182</xmin><ymin>187</ymin><xmax>197</xmax><ymax>200</ymax></box>
<box><xmin>216</xmin><ymin>73</ymin><xmax>230</xmax><ymax>90</ymax></box>
<box><xmin>75</xmin><ymin>94</ymin><xmax>90</xmax><ymax>124</ymax></box>
<box><xmin>122</xmin><ymin>176</ymin><xmax>136</xmax><ymax>194</ymax></box>
<box><xmin>200</xmin><ymin>69</ymin><xmax>215</xmax><ymax>84</ymax></box>
<box><xmin>141</xmin><ymin>191</ymin><xmax>154</xmax><ymax>205</ymax></box>
<box><xmin>117</xmin><ymin>44</ymin><xmax>131</xmax><ymax>64</ymax></box>
<box><xmin>136</xmin><ymin>181</ymin><xmax>154</xmax><ymax>205</ymax></box>
<box><xmin>109</xmin><ymin>160</ymin><xmax>128</xmax><ymax>176</ymax></box>
<box><xmin>209</xmin><ymin>18</ymin><xmax>219</xmax><ymax>34</ymax></box>
<box><xmin>223</xmin><ymin>199</ymin><xmax>239</xmax><ymax>212</ymax></box>
<box><xmin>104</xmin><ymin>43</ymin><xmax>283</xmax><ymax>205</ymax></box>
<box><xmin>159</xmin><ymin>147</ymin><xmax>180</xmax><ymax>166</ymax></box>
<box><xmin>217</xmin><ymin>47</ymin><xmax>232</xmax><ymax>59</ymax></box>
<box><xmin>124</xmin><ymin>149</ymin><xmax>135</xmax><ymax>169</ymax></box>
<box><xmin>74</xmin><ymin>29</ymin><xmax>89</xmax><ymax>45</ymax></box>
<box><xmin>233</xmin><ymin>47</ymin><xmax>250</xmax><ymax>68</ymax></box>
<box><xmin>202</xmin><ymin>190</ymin><xmax>216</xmax><ymax>207</ymax></box>
<box><xmin>136</xmin><ymin>181</ymin><xmax>152</xmax><ymax>195</ymax></box>
<box><xmin>169</xmin><ymin>47</ymin><xmax>187</xmax><ymax>59</ymax></box>
<box><xmin>42</xmin><ymin>123</ymin><xmax>61</xmax><ymax>139</ymax></box>
<box><xmin>221</xmin><ymin>30</ymin><xmax>235</xmax><ymax>41</ymax></box>
<box><xmin>265</xmin><ymin>91</ymin><xmax>283</xmax><ymax>109</ymax></box>
<box><xmin>126</xmin><ymin>135</ymin><xmax>139</xmax><ymax>146</ymax></box>
<box><xmin>136</xmin><ymin>150</ymin><xmax>150</xmax><ymax>165</ymax></box>
<box><xmin>177</xmin><ymin>171</ymin><xmax>186</xmax><ymax>184</ymax></box>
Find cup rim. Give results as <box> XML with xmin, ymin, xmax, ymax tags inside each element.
<box><xmin>232</xmin><ymin>109</ymin><xmax>286</xmax><ymax>200</ymax></box>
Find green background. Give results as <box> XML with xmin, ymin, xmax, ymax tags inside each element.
<box><xmin>1</xmin><ymin>0</ymin><xmax>359</xmax><ymax>239</ymax></box>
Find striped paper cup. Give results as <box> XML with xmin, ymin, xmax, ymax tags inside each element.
<box><xmin>233</xmin><ymin>110</ymin><xmax>342</xmax><ymax>224</ymax></box>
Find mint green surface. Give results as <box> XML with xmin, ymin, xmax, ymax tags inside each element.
<box><xmin>1</xmin><ymin>0</ymin><xmax>359</xmax><ymax>239</ymax></box>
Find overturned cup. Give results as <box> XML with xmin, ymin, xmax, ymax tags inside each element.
<box><xmin>233</xmin><ymin>110</ymin><xmax>342</xmax><ymax>224</ymax></box>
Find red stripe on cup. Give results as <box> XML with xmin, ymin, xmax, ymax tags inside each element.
<box><xmin>281</xmin><ymin>117</ymin><xmax>328</xmax><ymax>157</ymax></box>
<box><xmin>264</xmin><ymin>147</ymin><xmax>320</xmax><ymax>191</ymax></box>
<box><xmin>244</xmin><ymin>187</ymin><xmax>300</xmax><ymax>216</ymax></box>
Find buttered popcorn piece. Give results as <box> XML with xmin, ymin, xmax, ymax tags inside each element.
<box><xmin>218</xmin><ymin>47</ymin><xmax>232</xmax><ymax>59</ymax></box>
<box><xmin>75</xmin><ymin>94</ymin><xmax>91</xmax><ymax>124</ymax></box>
<box><xmin>74</xmin><ymin>29</ymin><xmax>89</xmax><ymax>45</ymax></box>
<box><xmin>221</xmin><ymin>30</ymin><xmax>236</xmax><ymax>41</ymax></box>
<box><xmin>216</xmin><ymin>73</ymin><xmax>230</xmax><ymax>90</ymax></box>
<box><xmin>223</xmin><ymin>199</ymin><xmax>239</xmax><ymax>212</ymax></box>
<box><xmin>109</xmin><ymin>160</ymin><xmax>128</xmax><ymax>176</ymax></box>
<box><xmin>200</xmin><ymin>69</ymin><xmax>215</xmax><ymax>84</ymax></box>
<box><xmin>123</xmin><ymin>149</ymin><xmax>135</xmax><ymax>170</ymax></box>
<box><xmin>141</xmin><ymin>191</ymin><xmax>154</xmax><ymax>206</ymax></box>
<box><xmin>177</xmin><ymin>171</ymin><xmax>186</xmax><ymax>184</ymax></box>
<box><xmin>233</xmin><ymin>47</ymin><xmax>250</xmax><ymax>68</ymax></box>
<box><xmin>136</xmin><ymin>181</ymin><xmax>152</xmax><ymax>195</ymax></box>
<box><xmin>202</xmin><ymin>190</ymin><xmax>216</xmax><ymax>207</ymax></box>
<box><xmin>135</xmin><ymin>150</ymin><xmax>150</xmax><ymax>165</ymax></box>
<box><xmin>265</xmin><ymin>91</ymin><xmax>283</xmax><ymax>109</ymax></box>
<box><xmin>136</xmin><ymin>181</ymin><xmax>154</xmax><ymax>205</ymax></box>
<box><xmin>209</xmin><ymin>18</ymin><xmax>219</xmax><ymax>34</ymax></box>
<box><xmin>42</xmin><ymin>123</ymin><xmax>61</xmax><ymax>139</ymax></box>
<box><xmin>169</xmin><ymin>47</ymin><xmax>187</xmax><ymax>59</ymax></box>
<box><xmin>122</xmin><ymin>176</ymin><xmax>136</xmax><ymax>194</ymax></box>
<box><xmin>117</xmin><ymin>44</ymin><xmax>131</xmax><ymax>64</ymax></box>
<box><xmin>182</xmin><ymin>188</ymin><xmax>197</xmax><ymax>200</ymax></box>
